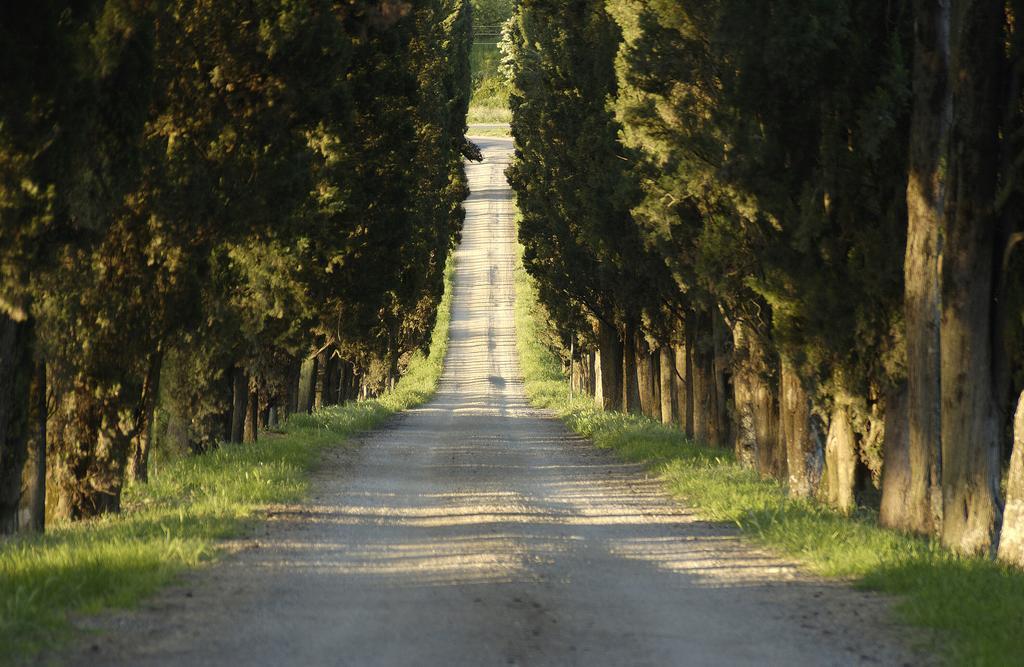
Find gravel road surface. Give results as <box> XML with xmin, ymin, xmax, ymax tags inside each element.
<box><xmin>65</xmin><ymin>137</ymin><xmax>927</xmax><ymax>666</ymax></box>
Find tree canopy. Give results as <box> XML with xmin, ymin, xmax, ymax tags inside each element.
<box><xmin>506</xmin><ymin>0</ymin><xmax>1024</xmax><ymax>559</ymax></box>
<box><xmin>0</xmin><ymin>0</ymin><xmax>474</xmax><ymax>526</ymax></box>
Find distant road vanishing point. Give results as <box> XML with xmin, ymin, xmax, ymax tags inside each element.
<box><xmin>64</xmin><ymin>137</ymin><xmax>923</xmax><ymax>667</ymax></box>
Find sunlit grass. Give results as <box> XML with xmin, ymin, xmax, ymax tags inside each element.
<box><xmin>469</xmin><ymin>43</ymin><xmax>510</xmax><ymax>125</ymax></box>
<box><xmin>512</xmin><ymin>246</ymin><xmax>1024</xmax><ymax>665</ymax></box>
<box><xmin>467</xmin><ymin>127</ymin><xmax>512</xmax><ymax>138</ymax></box>
<box><xmin>467</xmin><ymin>107</ymin><xmax>512</xmax><ymax>125</ymax></box>
<box><xmin>0</xmin><ymin>259</ymin><xmax>455</xmax><ymax>665</ymax></box>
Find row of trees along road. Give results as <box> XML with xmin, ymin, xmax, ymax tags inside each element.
<box><xmin>0</xmin><ymin>0</ymin><xmax>476</xmax><ymax>532</ymax></box>
<box><xmin>507</xmin><ymin>0</ymin><xmax>1024</xmax><ymax>561</ymax></box>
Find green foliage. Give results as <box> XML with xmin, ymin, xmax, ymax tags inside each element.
<box><xmin>470</xmin><ymin>0</ymin><xmax>513</xmax><ymax>27</ymax></box>
<box><xmin>0</xmin><ymin>255</ymin><xmax>454</xmax><ymax>665</ymax></box>
<box><xmin>467</xmin><ymin>0</ymin><xmax>512</xmax><ymax>125</ymax></box>
<box><xmin>506</xmin><ymin>0</ymin><xmax>675</xmax><ymax>351</ymax></box>
<box><xmin>608</xmin><ymin>0</ymin><xmax>912</xmax><ymax>416</ymax></box>
<box><xmin>468</xmin><ymin>44</ymin><xmax>510</xmax><ymax>124</ymax></box>
<box><xmin>1</xmin><ymin>1</ymin><xmax>473</xmax><ymax>520</ymax></box>
<box><xmin>514</xmin><ymin>248</ymin><xmax>1024</xmax><ymax>666</ymax></box>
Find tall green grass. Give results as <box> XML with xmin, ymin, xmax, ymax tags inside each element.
<box><xmin>512</xmin><ymin>250</ymin><xmax>1024</xmax><ymax>666</ymax></box>
<box><xmin>0</xmin><ymin>260</ymin><xmax>455</xmax><ymax>665</ymax></box>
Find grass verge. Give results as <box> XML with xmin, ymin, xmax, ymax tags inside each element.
<box><xmin>512</xmin><ymin>249</ymin><xmax>1023</xmax><ymax>666</ymax></box>
<box><xmin>0</xmin><ymin>259</ymin><xmax>455</xmax><ymax>665</ymax></box>
<box><xmin>467</xmin><ymin>127</ymin><xmax>511</xmax><ymax>138</ymax></box>
<box><xmin>468</xmin><ymin>105</ymin><xmax>511</xmax><ymax>125</ymax></box>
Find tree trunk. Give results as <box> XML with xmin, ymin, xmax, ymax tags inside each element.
<box><xmin>659</xmin><ymin>346</ymin><xmax>676</xmax><ymax>426</ymax></box>
<box><xmin>298</xmin><ymin>356</ymin><xmax>317</xmax><ymax>413</ymax></box>
<box><xmin>586</xmin><ymin>350</ymin><xmax>597</xmax><ymax>397</ymax></box>
<box><xmin>636</xmin><ymin>335</ymin><xmax>658</xmax><ymax>419</ymax></box>
<box><xmin>880</xmin><ymin>383</ymin><xmax>915</xmax><ymax>528</ymax></box>
<box><xmin>712</xmin><ymin>309</ymin><xmax>731</xmax><ymax>447</ymax></box>
<box><xmin>574</xmin><ymin>349</ymin><xmax>593</xmax><ymax>399</ymax></box>
<box><xmin>900</xmin><ymin>0</ymin><xmax>952</xmax><ymax>536</ymax></box>
<box><xmin>257</xmin><ymin>396</ymin><xmax>268</xmax><ymax>430</ymax></box>
<box><xmin>338</xmin><ymin>361</ymin><xmax>350</xmax><ymax>405</ymax></box>
<box><xmin>653</xmin><ymin>355</ymin><xmax>662</xmax><ymax>418</ymax></box>
<box><xmin>0</xmin><ymin>314</ymin><xmax>33</xmax><ymax>534</ymax></box>
<box><xmin>939</xmin><ymin>0</ymin><xmax>1003</xmax><ymax>556</ymax></box>
<box><xmin>325</xmin><ymin>355</ymin><xmax>341</xmax><ymax>406</ymax></box>
<box><xmin>243</xmin><ymin>379</ymin><xmax>259</xmax><ymax>444</ymax></box>
<box><xmin>731</xmin><ymin>321</ymin><xmax>780</xmax><ymax>477</ymax></box>
<box><xmin>780</xmin><ymin>362</ymin><xmax>824</xmax><ymax>498</ymax></box>
<box><xmin>598</xmin><ymin>319</ymin><xmax>623</xmax><ymax>412</ymax></box>
<box><xmin>569</xmin><ymin>340</ymin><xmax>578</xmax><ymax>399</ymax></box>
<box><xmin>347</xmin><ymin>363</ymin><xmax>360</xmax><ymax>402</ymax></box>
<box><xmin>675</xmin><ymin>341</ymin><xmax>694</xmax><ymax>437</ymax></box>
<box><xmin>166</xmin><ymin>410</ymin><xmax>191</xmax><ymax>454</ymax></box>
<box><xmin>128</xmin><ymin>351</ymin><xmax>163</xmax><ymax>484</ymax></box>
<box><xmin>314</xmin><ymin>348</ymin><xmax>329</xmax><ymax>411</ymax></box>
<box><xmin>998</xmin><ymin>391</ymin><xmax>1024</xmax><ymax>565</ymax></box>
<box><xmin>691</xmin><ymin>310</ymin><xmax>720</xmax><ymax>446</ymax></box>
<box><xmin>50</xmin><ymin>379</ymin><xmax>138</xmax><ymax>519</ymax></box>
<box><xmin>284</xmin><ymin>358</ymin><xmax>300</xmax><ymax>418</ymax></box>
<box><xmin>20</xmin><ymin>362</ymin><xmax>46</xmax><ymax>532</ymax></box>
<box><xmin>230</xmin><ymin>366</ymin><xmax>247</xmax><ymax>444</ymax></box>
<box><xmin>824</xmin><ymin>402</ymin><xmax>857</xmax><ymax>513</ymax></box>
<box><xmin>622</xmin><ymin>326</ymin><xmax>643</xmax><ymax>415</ymax></box>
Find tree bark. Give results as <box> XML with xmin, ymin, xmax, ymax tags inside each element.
<box><xmin>780</xmin><ymin>362</ymin><xmax>824</xmax><ymax>498</ymax></box>
<box><xmin>587</xmin><ymin>350</ymin><xmax>597</xmax><ymax>397</ymax></box>
<box><xmin>230</xmin><ymin>366</ymin><xmax>247</xmax><ymax>444</ymax></box>
<box><xmin>284</xmin><ymin>358</ymin><xmax>300</xmax><ymax>418</ymax></box>
<box><xmin>691</xmin><ymin>310</ymin><xmax>720</xmax><ymax>446</ymax></box>
<box><xmin>49</xmin><ymin>379</ymin><xmax>138</xmax><ymax>519</ymax></box>
<box><xmin>257</xmin><ymin>394</ymin><xmax>268</xmax><ymax>431</ymax></box>
<box><xmin>636</xmin><ymin>335</ymin><xmax>658</xmax><ymax>419</ymax></box>
<box><xmin>880</xmin><ymin>383</ymin><xmax>915</xmax><ymax>528</ymax></box>
<box><xmin>243</xmin><ymin>379</ymin><xmax>259</xmax><ymax>444</ymax></box>
<box><xmin>20</xmin><ymin>361</ymin><xmax>46</xmax><ymax>532</ymax></box>
<box><xmin>573</xmin><ymin>349</ymin><xmax>592</xmax><ymax>399</ymax></box>
<box><xmin>327</xmin><ymin>355</ymin><xmax>342</xmax><ymax>406</ymax></box>
<box><xmin>824</xmin><ymin>402</ymin><xmax>857</xmax><ymax>513</ymax></box>
<box><xmin>338</xmin><ymin>361</ymin><xmax>350</xmax><ymax>405</ymax></box>
<box><xmin>659</xmin><ymin>346</ymin><xmax>676</xmax><ymax>425</ymax></box>
<box><xmin>165</xmin><ymin>410</ymin><xmax>191</xmax><ymax>454</ymax></box>
<box><xmin>731</xmin><ymin>321</ymin><xmax>780</xmax><ymax>477</ymax></box>
<box><xmin>998</xmin><ymin>391</ymin><xmax>1024</xmax><ymax>565</ymax></box>
<box><xmin>712</xmin><ymin>309</ymin><xmax>731</xmax><ymax>447</ymax></box>
<box><xmin>598</xmin><ymin>319</ymin><xmax>623</xmax><ymax>412</ymax></box>
<box><xmin>900</xmin><ymin>0</ymin><xmax>952</xmax><ymax>535</ymax></box>
<box><xmin>622</xmin><ymin>326</ymin><xmax>643</xmax><ymax>415</ymax></box>
<box><xmin>939</xmin><ymin>0</ymin><xmax>1003</xmax><ymax>555</ymax></box>
<box><xmin>0</xmin><ymin>314</ymin><xmax>34</xmax><ymax>534</ymax></box>
<box><xmin>298</xmin><ymin>356</ymin><xmax>317</xmax><ymax>413</ymax></box>
<box><xmin>675</xmin><ymin>341</ymin><xmax>694</xmax><ymax>437</ymax></box>
<box><xmin>128</xmin><ymin>351</ymin><xmax>163</xmax><ymax>484</ymax></box>
<box><xmin>314</xmin><ymin>348</ymin><xmax>329</xmax><ymax>411</ymax></box>
<box><xmin>347</xmin><ymin>362</ymin><xmax>360</xmax><ymax>402</ymax></box>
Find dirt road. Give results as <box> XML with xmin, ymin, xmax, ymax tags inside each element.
<box><xmin>68</xmin><ymin>137</ymin><xmax>924</xmax><ymax>666</ymax></box>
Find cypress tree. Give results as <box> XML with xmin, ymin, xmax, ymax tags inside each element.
<box><xmin>507</xmin><ymin>0</ymin><xmax>675</xmax><ymax>415</ymax></box>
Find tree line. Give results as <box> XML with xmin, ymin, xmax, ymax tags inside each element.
<box><xmin>506</xmin><ymin>0</ymin><xmax>1024</xmax><ymax>562</ymax></box>
<box><xmin>0</xmin><ymin>0</ymin><xmax>475</xmax><ymax>532</ymax></box>
<box><xmin>470</xmin><ymin>0</ymin><xmax>512</xmax><ymax>28</ymax></box>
